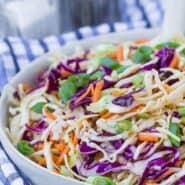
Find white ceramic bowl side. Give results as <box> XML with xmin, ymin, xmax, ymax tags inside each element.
<box><xmin>0</xmin><ymin>29</ymin><xmax>158</xmax><ymax>185</ymax></box>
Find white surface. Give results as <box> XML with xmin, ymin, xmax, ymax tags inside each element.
<box><xmin>0</xmin><ymin>29</ymin><xmax>158</xmax><ymax>185</ymax></box>
<box><xmin>4</xmin><ymin>0</ymin><xmax>60</xmax><ymax>38</ymax></box>
<box><xmin>160</xmin><ymin>0</ymin><xmax>185</xmax><ymax>40</ymax></box>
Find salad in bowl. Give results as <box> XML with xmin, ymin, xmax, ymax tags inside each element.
<box><xmin>7</xmin><ymin>35</ymin><xmax>185</xmax><ymax>185</ymax></box>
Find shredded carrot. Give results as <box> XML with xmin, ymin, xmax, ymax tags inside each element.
<box><xmin>73</xmin><ymin>135</ymin><xmax>79</xmax><ymax>145</ymax></box>
<box><xmin>61</xmin><ymin>70</ymin><xmax>71</xmax><ymax>78</ymax></box>
<box><xmin>56</xmin><ymin>146</ymin><xmax>70</xmax><ymax>165</ymax></box>
<box><xmin>92</xmin><ymin>80</ymin><xmax>104</xmax><ymax>102</ymax></box>
<box><xmin>78</xmin><ymin>121</ymin><xmax>84</xmax><ymax>132</ymax></box>
<box><xmin>134</xmin><ymin>39</ymin><xmax>149</xmax><ymax>44</ymax></box>
<box><xmin>138</xmin><ymin>133</ymin><xmax>159</xmax><ymax>142</ymax></box>
<box><xmin>95</xmin><ymin>152</ymin><xmax>103</xmax><ymax>161</ymax></box>
<box><xmin>69</xmin><ymin>131</ymin><xmax>79</xmax><ymax>145</ymax></box>
<box><xmin>170</xmin><ymin>54</ymin><xmax>179</xmax><ymax>68</ymax></box>
<box><xmin>34</xmin><ymin>143</ymin><xmax>44</xmax><ymax>150</ymax></box>
<box><xmin>111</xmin><ymin>89</ymin><xmax>124</xmax><ymax>96</ymax></box>
<box><xmin>163</xmin><ymin>84</ymin><xmax>171</xmax><ymax>92</ymax></box>
<box><xmin>131</xmin><ymin>105</ymin><xmax>144</xmax><ymax>112</ymax></box>
<box><xmin>55</xmin><ymin>143</ymin><xmax>66</xmax><ymax>152</ymax></box>
<box><xmin>116</xmin><ymin>44</ymin><xmax>124</xmax><ymax>63</ymax></box>
<box><xmin>38</xmin><ymin>157</ymin><xmax>46</xmax><ymax>166</ymax></box>
<box><xmin>146</xmin><ymin>168</ymin><xmax>174</xmax><ymax>183</ymax></box>
<box><xmin>43</xmin><ymin>107</ymin><xmax>57</xmax><ymax>121</ymax></box>
<box><xmin>22</xmin><ymin>84</ymin><xmax>31</xmax><ymax>92</ymax></box>
<box><xmin>75</xmin><ymin>84</ymin><xmax>94</xmax><ymax>104</ymax></box>
<box><xmin>53</xmin><ymin>169</ymin><xmax>59</xmax><ymax>174</ymax></box>
<box><xmin>101</xmin><ymin>112</ymin><xmax>115</xmax><ymax>119</ymax></box>
<box><xmin>108</xmin><ymin>51</ymin><xmax>117</xmax><ymax>59</ymax></box>
<box><xmin>175</xmin><ymin>160</ymin><xmax>183</xmax><ymax>167</ymax></box>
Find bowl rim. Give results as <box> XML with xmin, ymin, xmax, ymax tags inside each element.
<box><xmin>0</xmin><ymin>28</ymin><xmax>159</xmax><ymax>184</ymax></box>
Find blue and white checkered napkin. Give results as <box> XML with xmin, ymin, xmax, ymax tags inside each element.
<box><xmin>0</xmin><ymin>1</ymin><xmax>163</xmax><ymax>184</ymax></box>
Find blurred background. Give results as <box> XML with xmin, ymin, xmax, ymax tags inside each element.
<box><xmin>0</xmin><ymin>0</ymin><xmax>165</xmax><ymax>39</ymax></box>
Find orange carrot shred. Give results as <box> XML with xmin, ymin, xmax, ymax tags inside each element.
<box><xmin>38</xmin><ymin>157</ymin><xmax>46</xmax><ymax>166</ymax></box>
<box><xmin>108</xmin><ymin>51</ymin><xmax>117</xmax><ymax>59</ymax></box>
<box><xmin>169</xmin><ymin>54</ymin><xmax>179</xmax><ymax>68</ymax></box>
<box><xmin>134</xmin><ymin>39</ymin><xmax>149</xmax><ymax>44</ymax></box>
<box><xmin>56</xmin><ymin>146</ymin><xmax>70</xmax><ymax>165</ymax></box>
<box><xmin>111</xmin><ymin>90</ymin><xmax>123</xmax><ymax>96</ymax></box>
<box><xmin>43</xmin><ymin>107</ymin><xmax>57</xmax><ymax>121</ymax></box>
<box><xmin>116</xmin><ymin>45</ymin><xmax>124</xmax><ymax>63</ymax></box>
<box><xmin>69</xmin><ymin>131</ymin><xmax>79</xmax><ymax>145</ymax></box>
<box><xmin>75</xmin><ymin>84</ymin><xmax>94</xmax><ymax>104</ymax></box>
<box><xmin>73</xmin><ymin>135</ymin><xmax>79</xmax><ymax>145</ymax></box>
<box><xmin>138</xmin><ymin>133</ymin><xmax>159</xmax><ymax>142</ymax></box>
<box><xmin>175</xmin><ymin>160</ymin><xmax>183</xmax><ymax>167</ymax></box>
<box><xmin>61</xmin><ymin>70</ymin><xmax>71</xmax><ymax>78</ymax></box>
<box><xmin>101</xmin><ymin>112</ymin><xmax>115</xmax><ymax>119</ymax></box>
<box><xmin>22</xmin><ymin>84</ymin><xmax>31</xmax><ymax>92</ymax></box>
<box><xmin>92</xmin><ymin>80</ymin><xmax>104</xmax><ymax>102</ymax></box>
<box><xmin>55</xmin><ymin>143</ymin><xmax>66</xmax><ymax>152</ymax></box>
<box><xmin>163</xmin><ymin>84</ymin><xmax>170</xmax><ymax>91</ymax></box>
<box><xmin>146</xmin><ymin>168</ymin><xmax>174</xmax><ymax>183</ymax></box>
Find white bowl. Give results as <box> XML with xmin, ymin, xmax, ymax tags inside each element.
<box><xmin>0</xmin><ymin>29</ymin><xmax>158</xmax><ymax>185</ymax></box>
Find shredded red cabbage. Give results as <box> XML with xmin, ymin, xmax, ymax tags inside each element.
<box><xmin>155</xmin><ymin>47</ymin><xmax>175</xmax><ymax>68</ymax></box>
<box><xmin>138</xmin><ymin>147</ymin><xmax>179</xmax><ymax>185</ymax></box>
<box><xmin>46</xmin><ymin>68</ymin><xmax>61</xmax><ymax>93</ymax></box>
<box><xmin>175</xmin><ymin>176</ymin><xmax>185</xmax><ymax>185</ymax></box>
<box><xmin>112</xmin><ymin>94</ymin><xmax>134</xmax><ymax>107</ymax></box>
<box><xmin>79</xmin><ymin>142</ymin><xmax>97</xmax><ymax>154</ymax></box>
<box><xmin>25</xmin><ymin>120</ymin><xmax>47</xmax><ymax>133</ymax></box>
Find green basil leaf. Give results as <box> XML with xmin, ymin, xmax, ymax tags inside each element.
<box><xmin>90</xmin><ymin>71</ymin><xmax>104</xmax><ymax>80</ymax></box>
<box><xmin>87</xmin><ymin>176</ymin><xmax>115</xmax><ymax>185</ymax></box>
<box><xmin>76</xmin><ymin>74</ymin><xmax>90</xmax><ymax>88</ymax></box>
<box><xmin>30</xmin><ymin>102</ymin><xmax>46</xmax><ymax>113</ymax></box>
<box><xmin>132</xmin><ymin>46</ymin><xmax>152</xmax><ymax>64</ymax></box>
<box><xmin>59</xmin><ymin>80</ymin><xmax>77</xmax><ymax>103</ymax></box>
<box><xmin>178</xmin><ymin>107</ymin><xmax>185</xmax><ymax>116</ymax></box>
<box><xmin>17</xmin><ymin>140</ymin><xmax>34</xmax><ymax>155</ymax></box>
<box><xmin>181</xmin><ymin>48</ymin><xmax>185</xmax><ymax>57</ymax></box>
<box><xmin>155</xmin><ymin>42</ymin><xmax>180</xmax><ymax>49</ymax></box>
<box><xmin>116</xmin><ymin>65</ymin><xmax>130</xmax><ymax>74</ymax></box>
<box><xmin>101</xmin><ymin>57</ymin><xmax>121</xmax><ymax>70</ymax></box>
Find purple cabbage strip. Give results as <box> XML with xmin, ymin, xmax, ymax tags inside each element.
<box><xmin>46</xmin><ymin>68</ymin><xmax>61</xmax><ymax>93</ymax></box>
<box><xmin>79</xmin><ymin>142</ymin><xmax>97</xmax><ymax>154</ymax></box>
<box><xmin>141</xmin><ymin>47</ymin><xmax>175</xmax><ymax>71</ymax></box>
<box><xmin>69</xmin><ymin>84</ymin><xmax>92</xmax><ymax>109</ymax></box>
<box><xmin>66</xmin><ymin>57</ymin><xmax>86</xmax><ymax>72</ymax></box>
<box><xmin>122</xmin><ymin>145</ymin><xmax>135</xmax><ymax>160</ymax></box>
<box><xmin>155</xmin><ymin>47</ymin><xmax>175</xmax><ymax>68</ymax></box>
<box><xmin>13</xmin><ymin>90</ymin><xmax>20</xmax><ymax>100</ymax></box>
<box><xmin>78</xmin><ymin>160</ymin><xmax>127</xmax><ymax>176</ymax></box>
<box><xmin>25</xmin><ymin>120</ymin><xmax>47</xmax><ymax>133</ymax></box>
<box><xmin>100</xmin><ymin>66</ymin><xmax>112</xmax><ymax>75</ymax></box>
<box><xmin>172</xmin><ymin>111</ymin><xmax>181</xmax><ymax>118</ymax></box>
<box><xmin>103</xmin><ymin>79</ymin><xmax>116</xmax><ymax>89</ymax></box>
<box><xmin>112</xmin><ymin>94</ymin><xmax>134</xmax><ymax>107</ymax></box>
<box><xmin>167</xmin><ymin>78</ymin><xmax>179</xmax><ymax>85</ymax></box>
<box><xmin>120</xmin><ymin>82</ymin><xmax>133</xmax><ymax>88</ymax></box>
<box><xmin>175</xmin><ymin>176</ymin><xmax>185</xmax><ymax>185</ymax></box>
<box><xmin>69</xmin><ymin>79</ymin><xmax>115</xmax><ymax>109</ymax></box>
<box><xmin>22</xmin><ymin>130</ymin><xmax>33</xmax><ymax>141</ymax></box>
<box><xmin>138</xmin><ymin>146</ymin><xmax>179</xmax><ymax>185</ymax></box>
<box><xmin>111</xmin><ymin>139</ymin><xmax>124</xmax><ymax>150</ymax></box>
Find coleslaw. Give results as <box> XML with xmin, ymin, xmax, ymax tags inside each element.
<box><xmin>8</xmin><ymin>36</ymin><xmax>185</xmax><ymax>185</ymax></box>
